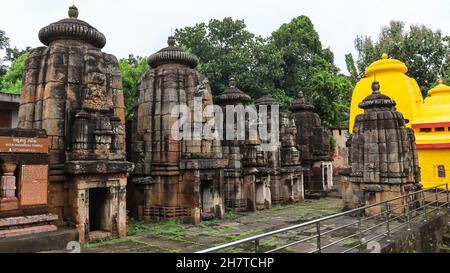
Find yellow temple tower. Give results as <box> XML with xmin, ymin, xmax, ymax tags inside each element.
<box><xmin>412</xmin><ymin>80</ymin><xmax>450</xmax><ymax>188</ymax></box>
<box><xmin>349</xmin><ymin>54</ymin><xmax>423</xmax><ymax>133</ymax></box>
<box><xmin>349</xmin><ymin>54</ymin><xmax>450</xmax><ymax>189</ymax></box>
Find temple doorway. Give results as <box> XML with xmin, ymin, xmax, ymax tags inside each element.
<box><xmin>200</xmin><ymin>180</ymin><xmax>214</xmax><ymax>220</ymax></box>
<box><xmin>88</xmin><ymin>188</ymin><xmax>111</xmax><ymax>239</ymax></box>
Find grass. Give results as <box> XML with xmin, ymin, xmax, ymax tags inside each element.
<box><xmin>82</xmin><ymin>198</ymin><xmax>345</xmax><ymax>253</ymax></box>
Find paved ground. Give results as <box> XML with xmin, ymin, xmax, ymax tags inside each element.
<box><xmin>80</xmin><ymin>198</ymin><xmax>346</xmax><ymax>253</ymax></box>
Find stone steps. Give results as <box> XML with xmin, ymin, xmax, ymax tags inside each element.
<box><xmin>0</xmin><ymin>213</ymin><xmax>58</xmax><ymax>228</ymax></box>
<box><xmin>0</xmin><ymin>225</ymin><xmax>57</xmax><ymax>239</ymax></box>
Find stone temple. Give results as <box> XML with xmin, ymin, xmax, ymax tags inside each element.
<box><xmin>128</xmin><ymin>37</ymin><xmax>227</xmax><ymax>224</ymax></box>
<box><xmin>124</xmin><ymin>33</ymin><xmax>336</xmax><ymax>223</ymax></box>
<box><xmin>341</xmin><ymin>81</ymin><xmax>422</xmax><ymax>215</ymax></box>
<box><xmin>17</xmin><ymin>6</ymin><xmax>134</xmax><ymax>241</ymax></box>
<box><xmin>215</xmin><ymin>78</ymin><xmax>256</xmax><ymax>212</ymax></box>
<box><xmin>289</xmin><ymin>91</ymin><xmax>333</xmax><ymax>194</ymax></box>
<box><xmin>255</xmin><ymin>89</ymin><xmax>304</xmax><ymax>207</ymax></box>
<box><xmin>0</xmin><ymin>6</ymin><xmax>344</xmax><ymax>247</ymax></box>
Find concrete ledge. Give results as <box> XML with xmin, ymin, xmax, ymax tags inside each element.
<box><xmin>0</xmin><ymin>93</ymin><xmax>20</xmax><ymax>104</ymax></box>
<box><xmin>0</xmin><ymin>225</ymin><xmax>57</xmax><ymax>239</ymax></box>
<box><xmin>0</xmin><ymin>227</ymin><xmax>78</xmax><ymax>253</ymax></box>
<box><xmin>378</xmin><ymin>209</ymin><xmax>450</xmax><ymax>253</ymax></box>
<box><xmin>0</xmin><ymin>213</ymin><xmax>58</xmax><ymax>228</ymax></box>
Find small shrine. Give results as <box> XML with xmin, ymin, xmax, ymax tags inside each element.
<box><xmin>341</xmin><ymin>81</ymin><xmax>422</xmax><ymax>215</ymax></box>
<box><xmin>17</xmin><ymin>6</ymin><xmax>133</xmax><ymax>242</ymax></box>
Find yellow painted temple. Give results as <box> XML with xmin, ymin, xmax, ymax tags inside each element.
<box><xmin>349</xmin><ymin>54</ymin><xmax>450</xmax><ymax>189</ymax></box>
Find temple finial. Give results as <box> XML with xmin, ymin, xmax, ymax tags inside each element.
<box><xmin>68</xmin><ymin>5</ymin><xmax>79</xmax><ymax>19</ymax></box>
<box><xmin>229</xmin><ymin>77</ymin><xmax>236</xmax><ymax>88</ymax></box>
<box><xmin>168</xmin><ymin>36</ymin><xmax>176</xmax><ymax>47</ymax></box>
<box><xmin>382</xmin><ymin>53</ymin><xmax>388</xmax><ymax>60</ymax></box>
<box><xmin>372</xmin><ymin>80</ymin><xmax>381</xmax><ymax>94</ymax></box>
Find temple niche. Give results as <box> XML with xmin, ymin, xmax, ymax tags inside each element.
<box><xmin>17</xmin><ymin>6</ymin><xmax>134</xmax><ymax>242</ymax></box>
<box><xmin>289</xmin><ymin>91</ymin><xmax>333</xmax><ymax>195</ymax></box>
<box><xmin>128</xmin><ymin>37</ymin><xmax>227</xmax><ymax>224</ymax></box>
<box><xmin>341</xmin><ymin>81</ymin><xmax>421</xmax><ymax>216</ymax></box>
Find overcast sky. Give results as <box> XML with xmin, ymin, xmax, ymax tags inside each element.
<box><xmin>0</xmin><ymin>0</ymin><xmax>449</xmax><ymax>74</ymax></box>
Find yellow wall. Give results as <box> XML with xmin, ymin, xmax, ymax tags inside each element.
<box><xmin>417</xmin><ymin>148</ymin><xmax>450</xmax><ymax>189</ymax></box>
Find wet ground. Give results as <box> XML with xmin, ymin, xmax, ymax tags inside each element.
<box><xmin>80</xmin><ymin>198</ymin><xmax>346</xmax><ymax>253</ymax></box>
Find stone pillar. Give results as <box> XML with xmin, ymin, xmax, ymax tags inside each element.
<box><xmin>75</xmin><ymin>189</ymin><xmax>88</xmax><ymax>243</ymax></box>
<box><xmin>0</xmin><ymin>162</ymin><xmax>18</xmax><ymax>211</ymax></box>
<box><xmin>117</xmin><ymin>185</ymin><xmax>127</xmax><ymax>238</ymax></box>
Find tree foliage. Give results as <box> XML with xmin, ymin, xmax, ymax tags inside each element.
<box><xmin>0</xmin><ymin>30</ymin><xmax>31</xmax><ymax>92</ymax></box>
<box><xmin>0</xmin><ymin>51</ymin><xmax>29</xmax><ymax>94</ymax></box>
<box><xmin>348</xmin><ymin>21</ymin><xmax>450</xmax><ymax>96</ymax></box>
<box><xmin>0</xmin><ymin>30</ymin><xmax>11</xmax><ymax>82</ymax></box>
<box><xmin>119</xmin><ymin>55</ymin><xmax>149</xmax><ymax>120</ymax></box>
<box><xmin>269</xmin><ymin>16</ymin><xmax>353</xmax><ymax>127</ymax></box>
<box><xmin>176</xmin><ymin>16</ymin><xmax>353</xmax><ymax>127</ymax></box>
<box><xmin>175</xmin><ymin>17</ymin><xmax>285</xmax><ymax>102</ymax></box>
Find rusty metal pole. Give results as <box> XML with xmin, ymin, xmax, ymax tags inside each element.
<box><xmin>422</xmin><ymin>191</ymin><xmax>428</xmax><ymax>222</ymax></box>
<box><xmin>385</xmin><ymin>202</ymin><xmax>391</xmax><ymax>242</ymax></box>
<box><xmin>316</xmin><ymin>222</ymin><xmax>321</xmax><ymax>253</ymax></box>
<box><xmin>435</xmin><ymin>187</ymin><xmax>440</xmax><ymax>212</ymax></box>
<box><xmin>357</xmin><ymin>209</ymin><xmax>364</xmax><ymax>253</ymax></box>
<box><xmin>405</xmin><ymin>195</ymin><xmax>411</xmax><ymax>231</ymax></box>
<box><xmin>446</xmin><ymin>184</ymin><xmax>450</xmax><ymax>209</ymax></box>
<box><xmin>255</xmin><ymin>239</ymin><xmax>260</xmax><ymax>253</ymax></box>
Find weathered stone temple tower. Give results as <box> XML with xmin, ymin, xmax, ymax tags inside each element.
<box><xmin>289</xmin><ymin>91</ymin><xmax>333</xmax><ymax>194</ymax></box>
<box><xmin>215</xmin><ymin>78</ymin><xmax>256</xmax><ymax>211</ymax></box>
<box><xmin>254</xmin><ymin>90</ymin><xmax>304</xmax><ymax>208</ymax></box>
<box><xmin>17</xmin><ymin>6</ymin><xmax>133</xmax><ymax>241</ymax></box>
<box><xmin>341</xmin><ymin>81</ymin><xmax>421</xmax><ymax>215</ymax></box>
<box><xmin>129</xmin><ymin>37</ymin><xmax>227</xmax><ymax>224</ymax></box>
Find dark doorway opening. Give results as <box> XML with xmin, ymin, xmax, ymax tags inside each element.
<box><xmin>200</xmin><ymin>180</ymin><xmax>214</xmax><ymax>220</ymax></box>
<box><xmin>89</xmin><ymin>188</ymin><xmax>109</xmax><ymax>232</ymax></box>
<box><xmin>0</xmin><ymin>110</ymin><xmax>12</xmax><ymax>128</ymax></box>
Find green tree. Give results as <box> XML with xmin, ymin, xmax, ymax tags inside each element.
<box><xmin>0</xmin><ymin>30</ymin><xmax>31</xmax><ymax>91</ymax></box>
<box><xmin>0</xmin><ymin>30</ymin><xmax>9</xmax><ymax>50</ymax></box>
<box><xmin>3</xmin><ymin>46</ymin><xmax>31</xmax><ymax>63</ymax></box>
<box><xmin>175</xmin><ymin>17</ymin><xmax>285</xmax><ymax>101</ymax></box>
<box><xmin>270</xmin><ymin>16</ymin><xmax>353</xmax><ymax>127</ymax></box>
<box><xmin>176</xmin><ymin>16</ymin><xmax>353</xmax><ymax>127</ymax></box>
<box><xmin>0</xmin><ymin>30</ymin><xmax>11</xmax><ymax>83</ymax></box>
<box><xmin>348</xmin><ymin>21</ymin><xmax>450</xmax><ymax>96</ymax></box>
<box><xmin>119</xmin><ymin>55</ymin><xmax>149</xmax><ymax>120</ymax></box>
<box><xmin>1</xmin><ymin>51</ymin><xmax>29</xmax><ymax>94</ymax></box>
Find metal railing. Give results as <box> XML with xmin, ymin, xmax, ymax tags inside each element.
<box><xmin>197</xmin><ymin>184</ymin><xmax>450</xmax><ymax>253</ymax></box>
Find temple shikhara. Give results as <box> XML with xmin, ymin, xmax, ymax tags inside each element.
<box><xmin>349</xmin><ymin>54</ymin><xmax>450</xmax><ymax>191</ymax></box>
<box><xmin>342</xmin><ymin>81</ymin><xmax>422</xmax><ymax>215</ymax></box>
<box><xmin>10</xmin><ymin>6</ymin><xmax>134</xmax><ymax>243</ymax></box>
<box><xmin>1</xmin><ymin>4</ymin><xmax>449</xmax><ymax>254</ymax></box>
